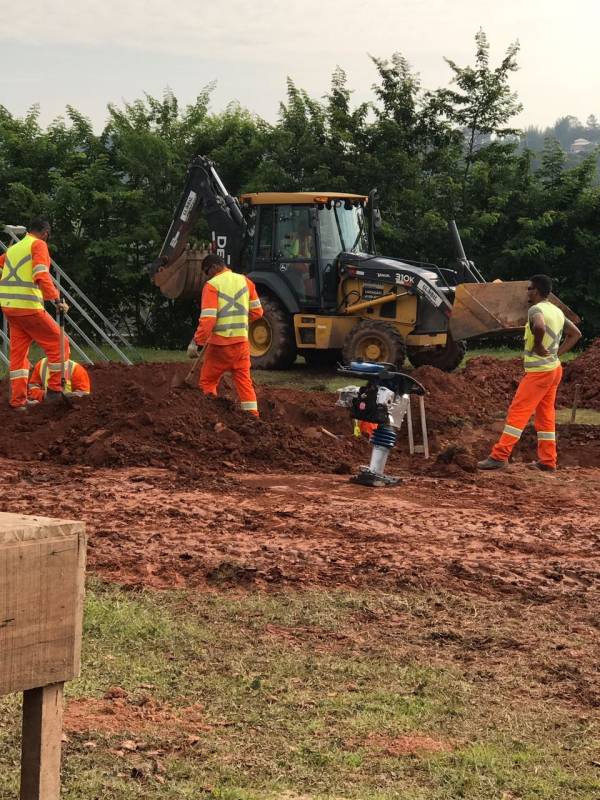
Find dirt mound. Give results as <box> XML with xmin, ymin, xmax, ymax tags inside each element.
<box><xmin>561</xmin><ymin>339</ymin><xmax>600</xmax><ymax>408</ymax></box>
<box><xmin>411</xmin><ymin>356</ymin><xmax>522</xmax><ymax>425</ymax></box>
<box><xmin>0</xmin><ymin>362</ymin><xmax>367</xmax><ymax>475</ymax></box>
<box><xmin>0</xmin><ymin>354</ymin><xmax>593</xmax><ymax>475</ymax></box>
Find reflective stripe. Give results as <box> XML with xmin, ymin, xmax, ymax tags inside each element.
<box><xmin>249</xmin><ymin>299</ymin><xmax>262</xmax><ymax>309</ymax></box>
<box><xmin>537</xmin><ymin>431</ymin><xmax>556</xmax><ymax>441</ymax></box>
<box><xmin>0</xmin><ymin>292</ymin><xmax>43</xmax><ymax>302</ymax></box>
<box><xmin>503</xmin><ymin>424</ymin><xmax>523</xmax><ymax>438</ymax></box>
<box><xmin>0</xmin><ymin>253</ymin><xmax>33</xmax><ymax>284</ymax></box>
<box><xmin>48</xmin><ymin>362</ymin><xmax>64</xmax><ymax>371</ymax></box>
<box><xmin>32</xmin><ymin>264</ymin><xmax>48</xmax><ymax>277</ymax></box>
<box><xmin>10</xmin><ymin>369</ymin><xmax>29</xmax><ymax>380</ymax></box>
<box><xmin>200</xmin><ymin>308</ymin><xmax>217</xmax><ymax>318</ymax></box>
<box><xmin>214</xmin><ymin>322</ymin><xmax>248</xmax><ymax>332</ymax></box>
<box><xmin>524</xmin><ymin>355</ymin><xmax>560</xmax><ymax>368</ymax></box>
<box><xmin>240</xmin><ymin>401</ymin><xmax>258</xmax><ymax>411</ymax></box>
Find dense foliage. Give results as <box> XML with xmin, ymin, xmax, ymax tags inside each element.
<box><xmin>1</xmin><ymin>31</ymin><xmax>598</xmax><ymax>344</ymax></box>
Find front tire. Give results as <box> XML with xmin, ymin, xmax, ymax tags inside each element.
<box><xmin>249</xmin><ymin>296</ymin><xmax>297</xmax><ymax>369</ymax></box>
<box><xmin>407</xmin><ymin>335</ymin><xmax>466</xmax><ymax>372</ymax></box>
<box><xmin>342</xmin><ymin>320</ymin><xmax>406</xmax><ymax>368</ymax></box>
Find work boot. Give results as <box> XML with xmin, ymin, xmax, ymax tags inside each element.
<box><xmin>528</xmin><ymin>461</ymin><xmax>557</xmax><ymax>473</ymax></box>
<box><xmin>45</xmin><ymin>389</ymin><xmax>63</xmax><ymax>403</ymax></box>
<box><xmin>26</xmin><ymin>399</ymin><xmax>40</xmax><ymax>407</ymax></box>
<box><xmin>477</xmin><ymin>456</ymin><xmax>508</xmax><ymax>471</ymax></box>
<box><xmin>12</xmin><ymin>405</ymin><xmax>27</xmax><ymax>413</ymax></box>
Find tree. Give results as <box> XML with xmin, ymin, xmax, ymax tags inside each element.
<box><xmin>439</xmin><ymin>29</ymin><xmax>522</xmax><ymax>202</ymax></box>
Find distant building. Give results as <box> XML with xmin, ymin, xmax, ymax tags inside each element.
<box><xmin>570</xmin><ymin>138</ymin><xmax>595</xmax><ymax>155</ymax></box>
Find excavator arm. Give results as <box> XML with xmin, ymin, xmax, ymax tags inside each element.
<box><xmin>149</xmin><ymin>156</ymin><xmax>247</xmax><ymax>299</ymax></box>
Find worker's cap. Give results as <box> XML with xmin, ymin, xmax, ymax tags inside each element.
<box><xmin>201</xmin><ymin>254</ymin><xmax>226</xmax><ymax>272</ymax></box>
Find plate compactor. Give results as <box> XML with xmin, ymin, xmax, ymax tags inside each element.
<box><xmin>336</xmin><ymin>361</ymin><xmax>426</xmax><ymax>487</ymax></box>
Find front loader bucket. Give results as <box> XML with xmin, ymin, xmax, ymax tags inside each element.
<box><xmin>153</xmin><ymin>248</ymin><xmax>208</xmax><ymax>300</ymax></box>
<box><xmin>449</xmin><ymin>281</ymin><xmax>580</xmax><ymax>341</ymax></box>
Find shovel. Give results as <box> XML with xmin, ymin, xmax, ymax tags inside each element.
<box><xmin>56</xmin><ymin>305</ymin><xmax>74</xmax><ymax>406</ymax></box>
<box><xmin>170</xmin><ymin>345</ymin><xmax>207</xmax><ymax>390</ymax></box>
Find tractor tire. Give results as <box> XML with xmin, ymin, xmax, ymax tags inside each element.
<box><xmin>301</xmin><ymin>349</ymin><xmax>342</xmax><ymax>368</ymax></box>
<box><xmin>249</xmin><ymin>295</ymin><xmax>297</xmax><ymax>369</ymax></box>
<box><xmin>342</xmin><ymin>320</ymin><xmax>406</xmax><ymax>369</ymax></box>
<box><xmin>407</xmin><ymin>335</ymin><xmax>466</xmax><ymax>372</ymax></box>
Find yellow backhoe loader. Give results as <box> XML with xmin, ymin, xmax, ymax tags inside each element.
<box><xmin>149</xmin><ymin>157</ymin><xmax>578</xmax><ymax>371</ymax></box>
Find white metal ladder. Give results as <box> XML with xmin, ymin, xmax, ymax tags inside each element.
<box><xmin>0</xmin><ymin>225</ymin><xmax>140</xmax><ymax>367</ymax></box>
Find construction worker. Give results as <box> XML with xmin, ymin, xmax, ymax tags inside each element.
<box><xmin>478</xmin><ymin>274</ymin><xmax>581</xmax><ymax>472</ymax></box>
<box><xmin>0</xmin><ymin>219</ymin><xmax>69</xmax><ymax>410</ymax></box>
<box><xmin>28</xmin><ymin>357</ymin><xmax>91</xmax><ymax>402</ymax></box>
<box><xmin>189</xmin><ymin>254</ymin><xmax>263</xmax><ymax>416</ymax></box>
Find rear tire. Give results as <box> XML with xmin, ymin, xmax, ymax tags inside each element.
<box><xmin>342</xmin><ymin>320</ymin><xmax>406</xmax><ymax>369</ymax></box>
<box><xmin>407</xmin><ymin>335</ymin><xmax>466</xmax><ymax>372</ymax></box>
<box><xmin>249</xmin><ymin>295</ymin><xmax>297</xmax><ymax>369</ymax></box>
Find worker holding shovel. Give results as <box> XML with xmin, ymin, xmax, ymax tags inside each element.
<box><xmin>188</xmin><ymin>254</ymin><xmax>263</xmax><ymax>416</ymax></box>
<box><xmin>0</xmin><ymin>219</ymin><xmax>70</xmax><ymax>410</ymax></box>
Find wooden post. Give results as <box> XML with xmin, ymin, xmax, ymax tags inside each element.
<box><xmin>20</xmin><ymin>683</ymin><xmax>65</xmax><ymax>800</ymax></box>
<box><xmin>570</xmin><ymin>383</ymin><xmax>581</xmax><ymax>425</ymax></box>
<box><xmin>0</xmin><ymin>513</ymin><xmax>86</xmax><ymax>800</ymax></box>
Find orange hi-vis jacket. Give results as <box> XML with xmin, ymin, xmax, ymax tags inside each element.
<box><xmin>0</xmin><ymin>233</ymin><xmax>59</xmax><ymax>317</ymax></box>
<box><xmin>194</xmin><ymin>267</ymin><xmax>263</xmax><ymax>346</ymax></box>
<box><xmin>28</xmin><ymin>357</ymin><xmax>91</xmax><ymax>401</ymax></box>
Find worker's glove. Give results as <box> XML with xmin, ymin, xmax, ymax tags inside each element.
<box><xmin>187</xmin><ymin>340</ymin><xmax>199</xmax><ymax>359</ymax></box>
<box><xmin>54</xmin><ymin>299</ymin><xmax>69</xmax><ymax>314</ymax></box>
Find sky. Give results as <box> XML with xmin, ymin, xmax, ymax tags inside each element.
<box><xmin>1</xmin><ymin>0</ymin><xmax>598</xmax><ymax>132</ymax></box>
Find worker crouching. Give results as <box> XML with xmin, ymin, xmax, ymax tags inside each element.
<box><xmin>190</xmin><ymin>254</ymin><xmax>263</xmax><ymax>416</ymax></box>
<box><xmin>28</xmin><ymin>357</ymin><xmax>91</xmax><ymax>402</ymax></box>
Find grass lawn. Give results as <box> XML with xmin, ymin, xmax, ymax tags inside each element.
<box><xmin>0</xmin><ymin>583</ymin><xmax>598</xmax><ymax>800</ymax></box>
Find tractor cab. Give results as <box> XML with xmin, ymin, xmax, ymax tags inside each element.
<box><xmin>240</xmin><ymin>192</ymin><xmax>371</xmax><ymax>312</ymax></box>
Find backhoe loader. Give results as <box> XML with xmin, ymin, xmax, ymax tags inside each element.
<box><xmin>149</xmin><ymin>157</ymin><xmax>577</xmax><ymax>371</ymax></box>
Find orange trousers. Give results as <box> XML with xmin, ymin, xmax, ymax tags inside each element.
<box><xmin>491</xmin><ymin>365</ymin><xmax>562</xmax><ymax>468</ymax></box>
<box><xmin>199</xmin><ymin>341</ymin><xmax>258</xmax><ymax>416</ymax></box>
<box><xmin>5</xmin><ymin>311</ymin><xmax>70</xmax><ymax>408</ymax></box>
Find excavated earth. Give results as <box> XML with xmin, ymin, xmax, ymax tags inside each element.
<box><xmin>1</xmin><ymin>350</ymin><xmax>599</xmax><ymax>709</ymax></box>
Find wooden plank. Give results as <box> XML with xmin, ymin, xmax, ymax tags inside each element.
<box><xmin>20</xmin><ymin>683</ymin><xmax>64</xmax><ymax>800</ymax></box>
<box><xmin>0</xmin><ymin>522</ymin><xmax>86</xmax><ymax>696</ymax></box>
<box><xmin>0</xmin><ymin>513</ymin><xmax>84</xmax><ymax>545</ymax></box>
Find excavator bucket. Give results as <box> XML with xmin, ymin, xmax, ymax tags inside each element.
<box><xmin>449</xmin><ymin>281</ymin><xmax>580</xmax><ymax>341</ymax></box>
<box><xmin>152</xmin><ymin>248</ymin><xmax>208</xmax><ymax>301</ymax></box>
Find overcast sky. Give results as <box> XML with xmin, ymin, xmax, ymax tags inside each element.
<box><xmin>1</xmin><ymin>0</ymin><xmax>598</xmax><ymax>132</ymax></box>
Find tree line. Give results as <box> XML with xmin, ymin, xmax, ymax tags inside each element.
<box><xmin>1</xmin><ymin>30</ymin><xmax>599</xmax><ymax>346</ymax></box>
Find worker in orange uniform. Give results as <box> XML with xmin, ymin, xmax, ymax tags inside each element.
<box><xmin>28</xmin><ymin>357</ymin><xmax>91</xmax><ymax>402</ymax></box>
<box><xmin>189</xmin><ymin>254</ymin><xmax>263</xmax><ymax>416</ymax></box>
<box><xmin>0</xmin><ymin>219</ymin><xmax>69</xmax><ymax>410</ymax></box>
<box><xmin>478</xmin><ymin>274</ymin><xmax>581</xmax><ymax>472</ymax></box>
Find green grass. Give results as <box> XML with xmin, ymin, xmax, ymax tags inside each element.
<box><xmin>1</xmin><ymin>584</ymin><xmax>597</xmax><ymax>799</ymax></box>
<box><xmin>556</xmin><ymin>408</ymin><xmax>600</xmax><ymax>425</ymax></box>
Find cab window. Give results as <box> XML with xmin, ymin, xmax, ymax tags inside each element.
<box><xmin>276</xmin><ymin>206</ymin><xmax>314</xmax><ymax>259</ymax></box>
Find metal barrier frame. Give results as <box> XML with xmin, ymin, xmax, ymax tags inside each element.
<box><xmin>0</xmin><ymin>226</ymin><xmax>140</xmax><ymax>366</ymax></box>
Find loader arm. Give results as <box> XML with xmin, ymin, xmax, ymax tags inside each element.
<box><xmin>148</xmin><ymin>156</ymin><xmax>247</xmax><ymax>281</ymax></box>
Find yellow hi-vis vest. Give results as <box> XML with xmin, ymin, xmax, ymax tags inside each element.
<box><xmin>38</xmin><ymin>357</ymin><xmax>75</xmax><ymax>393</ymax></box>
<box><xmin>0</xmin><ymin>234</ymin><xmax>45</xmax><ymax>310</ymax></box>
<box><xmin>209</xmin><ymin>270</ymin><xmax>250</xmax><ymax>338</ymax></box>
<box><xmin>524</xmin><ymin>300</ymin><xmax>565</xmax><ymax>372</ymax></box>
